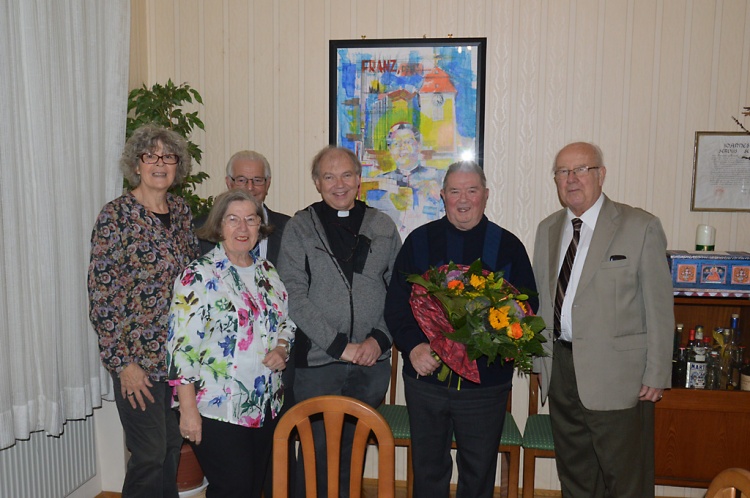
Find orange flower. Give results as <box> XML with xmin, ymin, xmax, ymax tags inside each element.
<box><xmin>508</xmin><ymin>322</ymin><xmax>524</xmax><ymax>340</ymax></box>
<box><xmin>447</xmin><ymin>280</ymin><xmax>464</xmax><ymax>291</ymax></box>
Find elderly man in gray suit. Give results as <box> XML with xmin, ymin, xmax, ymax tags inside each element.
<box><xmin>533</xmin><ymin>142</ymin><xmax>673</xmax><ymax>498</ymax></box>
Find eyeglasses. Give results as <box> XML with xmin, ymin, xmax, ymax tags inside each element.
<box><xmin>230</xmin><ymin>176</ymin><xmax>267</xmax><ymax>187</ymax></box>
<box><xmin>223</xmin><ymin>214</ymin><xmax>261</xmax><ymax>228</ymax></box>
<box><xmin>553</xmin><ymin>166</ymin><xmax>601</xmax><ymax>180</ymax></box>
<box><xmin>140</xmin><ymin>153</ymin><xmax>179</xmax><ymax>165</ymax></box>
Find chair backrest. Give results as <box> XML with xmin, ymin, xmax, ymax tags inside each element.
<box><xmin>706</xmin><ymin>468</ymin><xmax>750</xmax><ymax>498</ymax></box>
<box><xmin>272</xmin><ymin>395</ymin><xmax>396</xmax><ymax>498</ymax></box>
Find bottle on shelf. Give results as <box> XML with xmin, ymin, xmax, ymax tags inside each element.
<box><xmin>691</xmin><ymin>327</ymin><xmax>707</xmax><ymax>362</ymax></box>
<box><xmin>672</xmin><ymin>323</ymin><xmax>683</xmax><ymax>386</ymax></box>
<box><xmin>741</xmin><ymin>358</ymin><xmax>750</xmax><ymax>392</ymax></box>
<box><xmin>687</xmin><ymin>328</ymin><xmax>697</xmax><ymax>353</ymax></box>
<box><xmin>673</xmin><ymin>323</ymin><xmax>684</xmax><ymax>358</ymax></box>
<box><xmin>703</xmin><ymin>334</ymin><xmax>713</xmax><ymax>354</ymax></box>
<box><xmin>731</xmin><ymin>345</ymin><xmax>744</xmax><ymax>390</ymax></box>
<box><xmin>673</xmin><ymin>347</ymin><xmax>688</xmax><ymax>388</ymax></box>
<box><xmin>688</xmin><ymin>327</ymin><xmax>707</xmax><ymax>389</ymax></box>
<box><xmin>705</xmin><ymin>350</ymin><xmax>721</xmax><ymax>390</ymax></box>
<box><xmin>730</xmin><ymin>313</ymin><xmax>741</xmax><ymax>345</ymax></box>
<box><xmin>722</xmin><ymin>328</ymin><xmax>739</xmax><ymax>390</ymax></box>
<box><xmin>711</xmin><ymin>327</ymin><xmax>724</xmax><ymax>356</ymax></box>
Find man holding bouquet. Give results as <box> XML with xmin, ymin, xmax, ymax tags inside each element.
<box><xmin>385</xmin><ymin>161</ymin><xmax>537</xmax><ymax>498</ymax></box>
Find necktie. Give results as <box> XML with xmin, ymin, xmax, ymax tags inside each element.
<box><xmin>554</xmin><ymin>218</ymin><xmax>583</xmax><ymax>338</ymax></box>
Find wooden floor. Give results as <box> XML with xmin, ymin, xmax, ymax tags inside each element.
<box><xmin>97</xmin><ymin>481</ymin><xmax>557</xmax><ymax>498</ymax></box>
<box><xmin>98</xmin><ymin>482</ymin><xmax>687</xmax><ymax>498</ymax></box>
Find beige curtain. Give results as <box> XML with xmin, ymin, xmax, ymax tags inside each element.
<box><xmin>0</xmin><ymin>0</ymin><xmax>129</xmax><ymax>449</ymax></box>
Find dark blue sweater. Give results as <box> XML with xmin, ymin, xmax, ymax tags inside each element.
<box><xmin>384</xmin><ymin>215</ymin><xmax>538</xmax><ymax>388</ymax></box>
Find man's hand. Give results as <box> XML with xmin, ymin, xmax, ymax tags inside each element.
<box><xmin>351</xmin><ymin>337</ymin><xmax>381</xmax><ymax>366</ymax></box>
<box><xmin>409</xmin><ymin>343</ymin><xmax>441</xmax><ymax>377</ymax></box>
<box><xmin>119</xmin><ymin>363</ymin><xmax>155</xmax><ymax>411</ymax></box>
<box><xmin>639</xmin><ymin>384</ymin><xmax>665</xmax><ymax>403</ymax></box>
<box><xmin>340</xmin><ymin>343</ymin><xmax>359</xmax><ymax>363</ymax></box>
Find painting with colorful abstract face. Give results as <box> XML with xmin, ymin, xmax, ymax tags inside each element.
<box><xmin>330</xmin><ymin>38</ymin><xmax>486</xmax><ymax>239</ymax></box>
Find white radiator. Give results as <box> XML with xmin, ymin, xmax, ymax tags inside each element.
<box><xmin>0</xmin><ymin>417</ymin><xmax>96</xmax><ymax>498</ymax></box>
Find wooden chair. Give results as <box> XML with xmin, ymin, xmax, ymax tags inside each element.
<box><xmin>378</xmin><ymin>345</ymin><xmax>522</xmax><ymax>498</ymax></box>
<box><xmin>521</xmin><ymin>373</ymin><xmax>555</xmax><ymax>498</ymax></box>
<box><xmin>705</xmin><ymin>468</ymin><xmax>750</xmax><ymax>498</ymax></box>
<box><xmin>272</xmin><ymin>395</ymin><xmax>395</xmax><ymax>498</ymax></box>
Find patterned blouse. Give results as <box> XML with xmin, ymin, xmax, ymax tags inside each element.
<box><xmin>88</xmin><ymin>192</ymin><xmax>199</xmax><ymax>381</ymax></box>
<box><xmin>167</xmin><ymin>244</ymin><xmax>296</xmax><ymax>428</ymax></box>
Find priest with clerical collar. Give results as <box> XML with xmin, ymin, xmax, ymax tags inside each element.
<box><xmin>277</xmin><ymin>145</ymin><xmax>402</xmax><ymax>498</ymax></box>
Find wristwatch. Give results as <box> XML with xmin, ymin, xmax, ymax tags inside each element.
<box><xmin>280</xmin><ymin>341</ymin><xmax>291</xmax><ymax>361</ymax></box>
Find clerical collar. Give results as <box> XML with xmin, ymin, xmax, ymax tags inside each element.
<box><xmin>338</xmin><ymin>210</ymin><xmax>350</xmax><ymax>218</ymax></box>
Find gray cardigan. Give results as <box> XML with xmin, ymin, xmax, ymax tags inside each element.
<box><xmin>277</xmin><ymin>202</ymin><xmax>402</xmax><ymax>367</ymax></box>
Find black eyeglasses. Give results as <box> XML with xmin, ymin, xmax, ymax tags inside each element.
<box><xmin>230</xmin><ymin>176</ymin><xmax>268</xmax><ymax>187</ymax></box>
<box><xmin>140</xmin><ymin>153</ymin><xmax>179</xmax><ymax>165</ymax></box>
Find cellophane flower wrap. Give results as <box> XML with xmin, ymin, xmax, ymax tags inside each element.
<box><xmin>408</xmin><ymin>259</ymin><xmax>547</xmax><ymax>383</ymax></box>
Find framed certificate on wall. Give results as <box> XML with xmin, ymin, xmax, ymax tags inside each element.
<box><xmin>691</xmin><ymin>131</ymin><xmax>750</xmax><ymax>211</ymax></box>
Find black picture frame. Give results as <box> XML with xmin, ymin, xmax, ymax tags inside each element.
<box><xmin>329</xmin><ymin>37</ymin><xmax>487</xmax><ymax>237</ymax></box>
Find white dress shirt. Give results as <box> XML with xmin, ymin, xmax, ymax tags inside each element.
<box><xmin>557</xmin><ymin>194</ymin><xmax>604</xmax><ymax>342</ymax></box>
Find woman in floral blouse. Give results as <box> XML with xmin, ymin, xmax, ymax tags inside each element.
<box><xmin>88</xmin><ymin>125</ymin><xmax>199</xmax><ymax>497</ymax></box>
<box><xmin>168</xmin><ymin>189</ymin><xmax>295</xmax><ymax>498</ymax></box>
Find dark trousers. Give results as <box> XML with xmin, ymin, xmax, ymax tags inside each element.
<box><xmin>403</xmin><ymin>375</ymin><xmax>510</xmax><ymax>498</ymax></box>
<box><xmin>112</xmin><ymin>374</ymin><xmax>181</xmax><ymax>498</ymax></box>
<box><xmin>549</xmin><ymin>341</ymin><xmax>655</xmax><ymax>498</ymax></box>
<box><xmin>293</xmin><ymin>361</ymin><xmax>390</xmax><ymax>498</ymax></box>
<box><xmin>190</xmin><ymin>414</ymin><xmax>277</xmax><ymax>498</ymax></box>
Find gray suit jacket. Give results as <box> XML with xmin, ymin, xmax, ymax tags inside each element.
<box><xmin>533</xmin><ymin>195</ymin><xmax>674</xmax><ymax>411</ymax></box>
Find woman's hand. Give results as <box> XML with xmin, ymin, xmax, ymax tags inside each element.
<box><xmin>119</xmin><ymin>363</ymin><xmax>155</xmax><ymax>411</ymax></box>
<box><xmin>263</xmin><ymin>345</ymin><xmax>288</xmax><ymax>372</ymax></box>
<box><xmin>176</xmin><ymin>384</ymin><xmax>202</xmax><ymax>445</ymax></box>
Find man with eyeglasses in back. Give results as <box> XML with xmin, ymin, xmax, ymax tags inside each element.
<box><xmin>195</xmin><ymin>150</ymin><xmax>290</xmax><ymax>264</ymax></box>
<box><xmin>532</xmin><ymin>142</ymin><xmax>673</xmax><ymax>498</ymax></box>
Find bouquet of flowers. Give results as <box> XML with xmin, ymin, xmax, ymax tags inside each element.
<box><xmin>408</xmin><ymin>259</ymin><xmax>547</xmax><ymax>383</ymax></box>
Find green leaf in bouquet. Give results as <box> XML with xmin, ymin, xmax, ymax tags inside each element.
<box><xmin>407</xmin><ymin>274</ymin><xmax>432</xmax><ymax>288</ymax></box>
<box><xmin>467</xmin><ymin>259</ymin><xmax>484</xmax><ymax>275</ymax></box>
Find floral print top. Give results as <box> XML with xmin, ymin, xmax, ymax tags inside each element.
<box><xmin>167</xmin><ymin>244</ymin><xmax>296</xmax><ymax>428</ymax></box>
<box><xmin>88</xmin><ymin>192</ymin><xmax>199</xmax><ymax>380</ymax></box>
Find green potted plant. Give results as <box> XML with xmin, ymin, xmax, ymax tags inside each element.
<box><xmin>126</xmin><ymin>79</ymin><xmax>213</xmax><ymax>217</ymax></box>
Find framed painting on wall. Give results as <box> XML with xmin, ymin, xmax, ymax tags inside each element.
<box><xmin>329</xmin><ymin>37</ymin><xmax>487</xmax><ymax>238</ymax></box>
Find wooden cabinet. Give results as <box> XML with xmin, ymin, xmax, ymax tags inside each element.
<box><xmin>655</xmin><ymin>388</ymin><xmax>750</xmax><ymax>487</ymax></box>
<box><xmin>654</xmin><ymin>296</ymin><xmax>750</xmax><ymax>488</ymax></box>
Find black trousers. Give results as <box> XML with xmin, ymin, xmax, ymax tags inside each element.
<box><xmin>190</xmin><ymin>414</ymin><xmax>277</xmax><ymax>498</ymax></box>
<box><xmin>403</xmin><ymin>375</ymin><xmax>510</xmax><ymax>498</ymax></box>
<box><xmin>112</xmin><ymin>374</ymin><xmax>181</xmax><ymax>498</ymax></box>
